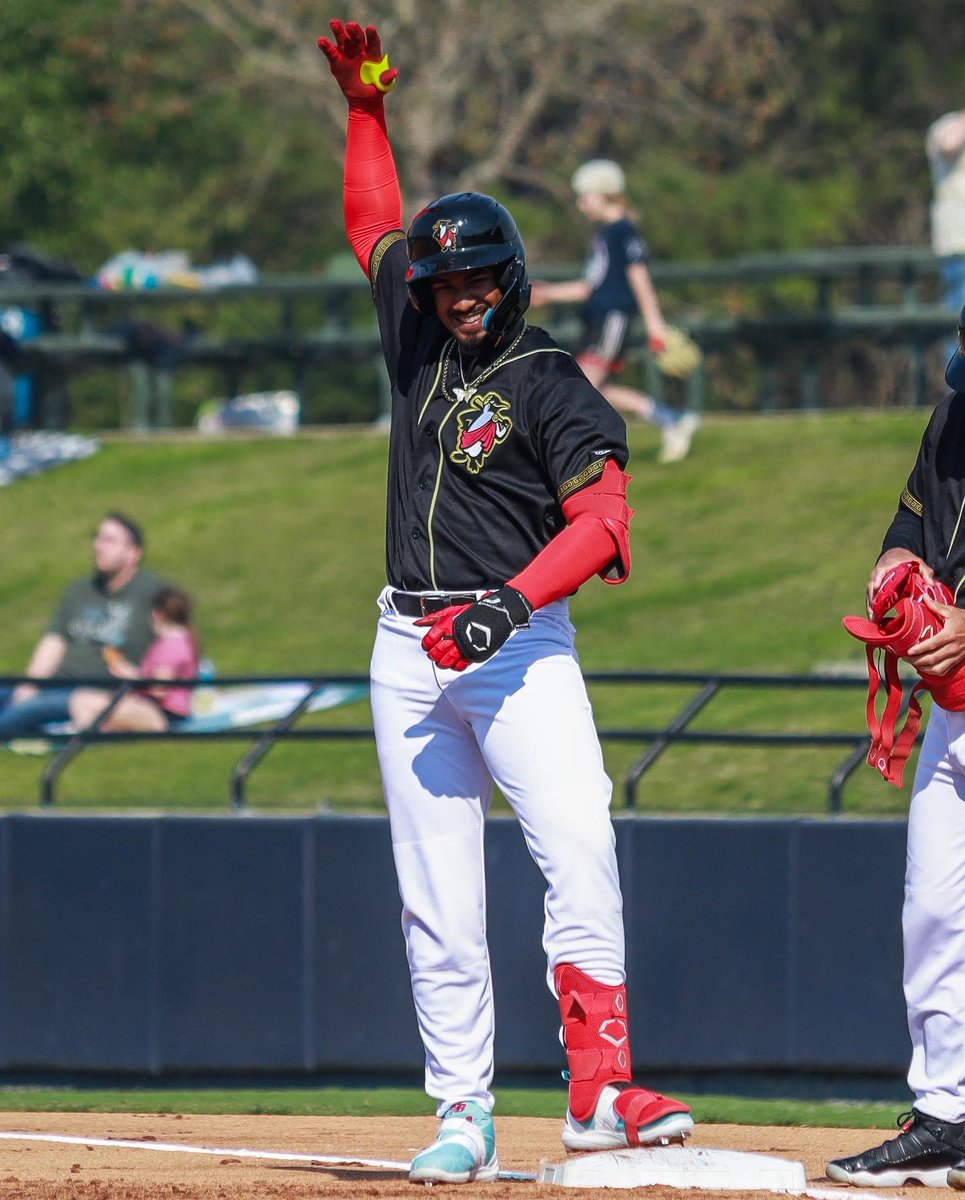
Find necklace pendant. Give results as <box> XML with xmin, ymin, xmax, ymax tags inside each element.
<box><xmin>453</xmin><ymin>385</ymin><xmax>476</xmax><ymax>403</ymax></box>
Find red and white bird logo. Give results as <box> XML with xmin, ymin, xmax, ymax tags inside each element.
<box><xmin>433</xmin><ymin>219</ymin><xmax>460</xmax><ymax>252</ymax></box>
<box><xmin>450</xmin><ymin>393</ymin><xmax>513</xmax><ymax>474</ymax></box>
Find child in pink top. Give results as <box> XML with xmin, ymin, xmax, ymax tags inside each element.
<box><xmin>135</xmin><ymin>592</ymin><xmax>199</xmax><ymax>718</ymax></box>
<box><xmin>70</xmin><ymin>586</ymin><xmax>201</xmax><ymax>732</ymax></box>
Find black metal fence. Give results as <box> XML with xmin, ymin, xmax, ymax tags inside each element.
<box><xmin>1</xmin><ymin>669</ymin><xmax>881</xmax><ymax>814</ymax></box>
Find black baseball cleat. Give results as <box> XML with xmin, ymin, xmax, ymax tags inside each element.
<box><xmin>826</xmin><ymin>1109</ymin><xmax>965</xmax><ymax>1187</ymax></box>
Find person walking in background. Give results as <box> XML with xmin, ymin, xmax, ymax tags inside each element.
<box><xmin>826</xmin><ymin>341</ymin><xmax>965</xmax><ymax>1188</ymax></box>
<box><xmin>318</xmin><ymin>18</ymin><xmax>694</xmax><ymax>1186</ymax></box>
<box><xmin>69</xmin><ymin>585</ymin><xmax>200</xmax><ymax>733</ymax></box>
<box><xmin>530</xmin><ymin>159</ymin><xmax>700</xmax><ymax>464</ymax></box>
<box><xmin>0</xmin><ymin>512</ymin><xmax>162</xmax><ymax>739</ymax></box>
<box><xmin>927</xmin><ymin>109</ymin><xmax>965</xmax><ymax>358</ymax></box>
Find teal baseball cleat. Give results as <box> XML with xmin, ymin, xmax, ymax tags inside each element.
<box><xmin>409</xmin><ymin>1100</ymin><xmax>499</xmax><ymax>1184</ymax></box>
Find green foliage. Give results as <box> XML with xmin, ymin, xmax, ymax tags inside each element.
<box><xmin>1</xmin><ymin>1</ymin><xmax>963</xmax><ymax>275</ymax></box>
<box><xmin>0</xmin><ymin>0</ymin><xmax>342</xmax><ymax>272</ymax></box>
<box><xmin>626</xmin><ymin>157</ymin><xmax>865</xmax><ymax>261</ymax></box>
<box><xmin>0</xmin><ymin>1</ymin><xmax>103</xmax><ymax>259</ymax></box>
<box><xmin>0</xmin><ymin>411</ymin><xmax>934</xmax><ymax>814</ymax></box>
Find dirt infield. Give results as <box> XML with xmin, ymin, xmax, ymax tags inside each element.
<box><xmin>0</xmin><ymin>1111</ymin><xmax>920</xmax><ymax>1199</ymax></box>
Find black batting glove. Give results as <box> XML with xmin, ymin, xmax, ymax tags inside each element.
<box><xmin>452</xmin><ymin>586</ymin><xmax>534</xmax><ymax>664</ymax></box>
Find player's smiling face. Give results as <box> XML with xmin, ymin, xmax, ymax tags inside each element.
<box><xmin>430</xmin><ymin>267</ymin><xmax>502</xmax><ymax>352</ymax></box>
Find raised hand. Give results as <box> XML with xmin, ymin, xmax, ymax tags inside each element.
<box><xmin>317</xmin><ymin>20</ymin><xmax>398</xmax><ymax>109</ymax></box>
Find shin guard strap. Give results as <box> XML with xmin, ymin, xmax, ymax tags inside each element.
<box><xmin>613</xmin><ymin>1088</ymin><xmax>689</xmax><ymax>1147</ymax></box>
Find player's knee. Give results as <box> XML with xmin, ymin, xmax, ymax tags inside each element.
<box><xmin>544</xmin><ymin>815</ymin><xmax>617</xmax><ymax>875</ymax></box>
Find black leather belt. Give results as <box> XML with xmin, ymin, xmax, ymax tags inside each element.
<box><xmin>390</xmin><ymin>591</ymin><xmax>480</xmax><ymax>617</ymax></box>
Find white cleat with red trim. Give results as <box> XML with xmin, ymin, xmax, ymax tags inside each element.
<box><xmin>562</xmin><ymin>1083</ymin><xmax>695</xmax><ymax>1152</ymax></box>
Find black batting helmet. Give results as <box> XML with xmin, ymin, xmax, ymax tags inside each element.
<box><xmin>405</xmin><ymin>192</ymin><xmax>531</xmax><ymax>340</ymax></box>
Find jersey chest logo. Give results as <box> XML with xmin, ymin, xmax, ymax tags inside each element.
<box><xmin>450</xmin><ymin>392</ymin><xmax>513</xmax><ymax>474</ymax></box>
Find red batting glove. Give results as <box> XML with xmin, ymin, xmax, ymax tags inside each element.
<box><xmin>317</xmin><ymin>20</ymin><xmax>398</xmax><ymax>110</ymax></box>
<box><xmin>414</xmin><ymin>603</ymin><xmax>474</xmax><ymax>671</ymax></box>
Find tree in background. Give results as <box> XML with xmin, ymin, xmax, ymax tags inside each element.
<box><xmin>147</xmin><ymin>0</ymin><xmax>822</xmax><ymax>259</ymax></box>
<box><xmin>0</xmin><ymin>0</ymin><xmax>964</xmax><ymax>274</ymax></box>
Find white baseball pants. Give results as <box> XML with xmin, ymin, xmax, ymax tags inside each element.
<box><xmin>370</xmin><ymin>588</ymin><xmax>626</xmax><ymax>1114</ymax></box>
<box><xmin>905</xmin><ymin>705</ymin><xmax>965</xmax><ymax>1121</ymax></box>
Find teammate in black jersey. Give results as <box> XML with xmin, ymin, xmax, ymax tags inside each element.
<box><xmin>318</xmin><ymin>20</ymin><xmax>694</xmax><ymax>1183</ymax></box>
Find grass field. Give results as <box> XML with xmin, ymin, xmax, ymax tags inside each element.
<box><xmin>0</xmin><ymin>1085</ymin><xmax>908</xmax><ymax>1129</ymax></box>
<box><xmin>0</xmin><ymin>409</ymin><xmax>935</xmax><ymax>815</ymax></box>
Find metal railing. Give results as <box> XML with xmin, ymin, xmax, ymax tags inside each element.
<box><xmin>0</xmin><ymin>244</ymin><xmax>958</xmax><ymax>423</ymax></box>
<box><xmin>0</xmin><ymin>669</ymin><xmax>883</xmax><ymax>813</ymax></box>
<box><xmin>582</xmin><ymin>669</ymin><xmax>876</xmax><ymax>812</ymax></box>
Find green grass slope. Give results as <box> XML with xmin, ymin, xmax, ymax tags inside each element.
<box><xmin>0</xmin><ymin>410</ymin><xmax>932</xmax><ymax>815</ymax></box>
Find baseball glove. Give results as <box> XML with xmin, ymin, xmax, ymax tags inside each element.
<box><xmin>653</xmin><ymin>325</ymin><xmax>703</xmax><ymax>379</ymax></box>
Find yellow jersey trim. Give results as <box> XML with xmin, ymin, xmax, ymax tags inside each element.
<box><xmin>418</xmin><ymin>355</ymin><xmax>446</xmax><ymax>424</ymax></box>
<box><xmin>558</xmin><ymin>458</ymin><xmax>606</xmax><ymax>501</ymax></box>
<box><xmin>427</xmin><ymin>403</ymin><xmax>462</xmax><ymax>590</ymax></box>
<box><xmin>369</xmin><ymin>230</ymin><xmax>406</xmax><ymax>290</ymax></box>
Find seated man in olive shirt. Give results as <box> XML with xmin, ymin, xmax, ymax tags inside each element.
<box><xmin>0</xmin><ymin>512</ymin><xmax>163</xmax><ymax>738</ymax></box>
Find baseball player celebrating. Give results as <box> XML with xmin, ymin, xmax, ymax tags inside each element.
<box><xmin>827</xmin><ymin>326</ymin><xmax>965</xmax><ymax>1188</ymax></box>
<box><xmin>317</xmin><ymin>19</ymin><xmax>694</xmax><ymax>1186</ymax></box>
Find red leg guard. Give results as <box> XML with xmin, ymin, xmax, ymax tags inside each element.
<box><xmin>555</xmin><ymin>963</ymin><xmax>632</xmax><ymax>1121</ymax></box>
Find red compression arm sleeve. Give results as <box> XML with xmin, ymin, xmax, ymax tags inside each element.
<box><xmin>344</xmin><ymin>106</ymin><xmax>403</xmax><ymax>274</ymax></box>
<box><xmin>508</xmin><ymin>519</ymin><xmax>618</xmax><ymax>611</ymax></box>
<box><xmin>508</xmin><ymin>458</ymin><xmax>634</xmax><ymax>611</ymax></box>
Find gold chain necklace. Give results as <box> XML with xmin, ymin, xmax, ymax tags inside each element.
<box><xmin>442</xmin><ymin>324</ymin><xmax>526</xmax><ymax>404</ymax></box>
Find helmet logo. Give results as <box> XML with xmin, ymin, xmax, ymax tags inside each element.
<box><xmin>433</xmin><ymin>219</ymin><xmax>460</xmax><ymax>252</ymax></box>
<box><xmin>450</xmin><ymin>392</ymin><xmax>512</xmax><ymax>474</ymax></box>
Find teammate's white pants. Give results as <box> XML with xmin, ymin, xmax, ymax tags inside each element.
<box><xmin>904</xmin><ymin>705</ymin><xmax>965</xmax><ymax>1122</ymax></box>
<box><xmin>370</xmin><ymin>588</ymin><xmax>626</xmax><ymax>1114</ymax></box>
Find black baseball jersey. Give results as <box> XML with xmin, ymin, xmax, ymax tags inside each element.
<box><xmin>369</xmin><ymin>231</ymin><xmax>631</xmax><ymax>593</ymax></box>
<box><xmin>881</xmin><ymin>389</ymin><xmax>965</xmax><ymax>604</ymax></box>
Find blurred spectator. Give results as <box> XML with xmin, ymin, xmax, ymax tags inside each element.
<box><xmin>0</xmin><ymin>329</ymin><xmax>20</xmax><ymax>447</ymax></box>
<box><xmin>530</xmin><ymin>159</ymin><xmax>700</xmax><ymax>464</ymax></box>
<box><xmin>0</xmin><ymin>513</ymin><xmax>162</xmax><ymax>739</ymax></box>
<box><xmin>0</xmin><ymin>242</ymin><xmax>83</xmax><ymax>429</ymax></box>
<box><xmin>70</xmin><ymin>585</ymin><xmax>201</xmax><ymax>733</ymax></box>
<box><xmin>927</xmin><ymin>110</ymin><xmax>965</xmax><ymax>354</ymax></box>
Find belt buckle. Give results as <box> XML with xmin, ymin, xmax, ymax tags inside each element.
<box><xmin>419</xmin><ymin>593</ymin><xmax>444</xmax><ymax>617</ymax></box>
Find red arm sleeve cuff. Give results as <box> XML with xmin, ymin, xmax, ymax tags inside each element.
<box><xmin>507</xmin><ymin>458</ymin><xmax>634</xmax><ymax>611</ymax></box>
<box><xmin>344</xmin><ymin>105</ymin><xmax>403</xmax><ymax>274</ymax></box>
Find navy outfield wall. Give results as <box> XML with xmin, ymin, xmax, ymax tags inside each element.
<box><xmin>0</xmin><ymin>813</ymin><xmax>908</xmax><ymax>1079</ymax></box>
